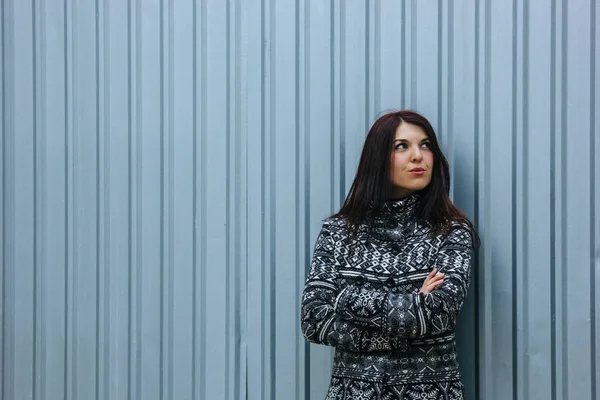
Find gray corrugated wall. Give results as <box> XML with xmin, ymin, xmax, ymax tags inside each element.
<box><xmin>1</xmin><ymin>0</ymin><xmax>598</xmax><ymax>399</ymax></box>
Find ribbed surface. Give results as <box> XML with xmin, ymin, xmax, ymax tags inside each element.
<box><xmin>1</xmin><ymin>1</ymin><xmax>598</xmax><ymax>399</ymax></box>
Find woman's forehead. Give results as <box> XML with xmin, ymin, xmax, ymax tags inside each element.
<box><xmin>393</xmin><ymin>123</ymin><xmax>427</xmax><ymax>141</ymax></box>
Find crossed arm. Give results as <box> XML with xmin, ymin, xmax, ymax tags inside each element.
<box><xmin>300</xmin><ymin>223</ymin><xmax>407</xmax><ymax>352</ymax></box>
<box><xmin>300</xmin><ymin>220</ymin><xmax>473</xmax><ymax>351</ymax></box>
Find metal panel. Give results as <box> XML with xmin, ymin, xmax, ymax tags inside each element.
<box><xmin>1</xmin><ymin>0</ymin><xmax>598</xmax><ymax>399</ymax></box>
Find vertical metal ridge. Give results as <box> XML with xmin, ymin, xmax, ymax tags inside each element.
<box><xmin>560</xmin><ymin>1</ymin><xmax>568</xmax><ymax>398</ymax></box>
<box><xmin>549</xmin><ymin>0</ymin><xmax>558</xmax><ymax>398</ymax></box>
<box><xmin>400</xmin><ymin>0</ymin><xmax>406</xmax><ymax>108</ymax></box>
<box><xmin>94</xmin><ymin>0</ymin><xmax>102</xmax><ymax>397</ymax></box>
<box><xmin>365</xmin><ymin>0</ymin><xmax>374</xmax><ymax>118</ymax></box>
<box><xmin>126</xmin><ymin>0</ymin><xmax>143</xmax><ymax>397</ymax></box>
<box><xmin>126</xmin><ymin>0</ymin><xmax>133</xmax><ymax>398</ymax></box>
<box><xmin>234</xmin><ymin>0</ymin><xmax>243</xmax><ymax>396</ymax></box>
<box><xmin>243</xmin><ymin>0</ymin><xmax>254</xmax><ymax>392</ymax></box>
<box><xmin>259</xmin><ymin>0</ymin><xmax>267</xmax><ymax>395</ymax></box>
<box><xmin>483</xmin><ymin>0</ymin><xmax>492</xmax><ymax>391</ymax></box>
<box><xmin>63</xmin><ymin>0</ymin><xmax>70</xmax><ymax>397</ymax></box>
<box><xmin>294</xmin><ymin>0</ymin><xmax>300</xmax><ymax>396</ymax></box>
<box><xmin>228</xmin><ymin>0</ymin><xmax>240</xmax><ymax>395</ymax></box>
<box><xmin>552</xmin><ymin>1</ymin><xmax>566</xmax><ymax>397</ymax></box>
<box><xmin>157</xmin><ymin>0</ymin><xmax>173</xmax><ymax>396</ymax></box>
<box><xmin>510</xmin><ymin>2</ymin><xmax>518</xmax><ymax>396</ymax></box>
<box><xmin>447</xmin><ymin>1</ymin><xmax>454</xmax><ymax>178</ymax></box>
<box><xmin>165</xmin><ymin>0</ymin><xmax>175</xmax><ymax>397</ymax></box>
<box><xmin>38</xmin><ymin>0</ymin><xmax>48</xmax><ymax>393</ymax></box>
<box><xmin>134</xmin><ymin>37</ymin><xmax>142</xmax><ymax>400</ymax></box>
<box><xmin>511</xmin><ymin>0</ymin><xmax>522</xmax><ymax>397</ymax></box>
<box><xmin>100</xmin><ymin>0</ymin><xmax>111</xmax><ymax>397</ymax></box>
<box><xmin>294</xmin><ymin>0</ymin><xmax>301</xmax><ymax>398</ymax></box>
<box><xmin>158</xmin><ymin>0</ymin><xmax>166</xmax><ymax>395</ymax></box>
<box><xmin>590</xmin><ymin>1</ymin><xmax>597</xmax><ymax>398</ymax></box>
<box><xmin>233</xmin><ymin>0</ymin><xmax>242</xmax><ymax>395</ymax></box>
<box><xmin>472</xmin><ymin>0</ymin><xmax>480</xmax><ymax>394</ymax></box>
<box><xmin>134</xmin><ymin>42</ymin><xmax>143</xmax><ymax>400</ymax></box>
<box><xmin>400</xmin><ymin>0</ymin><xmax>409</xmax><ymax>109</ymax></box>
<box><xmin>364</xmin><ymin>0</ymin><xmax>369</xmax><ymax>131</ymax></box>
<box><xmin>410</xmin><ymin>1</ymin><xmax>417</xmax><ymax>107</ymax></box>
<box><xmin>225</xmin><ymin>0</ymin><xmax>232</xmax><ymax>397</ymax></box>
<box><xmin>240</xmin><ymin>0</ymin><xmax>250</xmax><ymax>393</ymax></box>
<box><xmin>197</xmin><ymin>0</ymin><xmax>208</xmax><ymax>397</ymax></box>
<box><xmin>70</xmin><ymin>1</ymin><xmax>79</xmax><ymax>394</ymax></box>
<box><xmin>239</xmin><ymin>0</ymin><xmax>249</xmax><ymax>395</ymax></box>
<box><xmin>268</xmin><ymin>0</ymin><xmax>276</xmax><ymax>396</ymax></box>
<box><xmin>374</xmin><ymin>0</ymin><xmax>380</xmax><ymax>117</ymax></box>
<box><xmin>328</xmin><ymin>0</ymin><xmax>334</xmax><ymax>210</ymax></box>
<box><xmin>306</xmin><ymin>0</ymin><xmax>315</xmax><ymax>395</ymax></box>
<box><xmin>522</xmin><ymin>2</ymin><xmax>530</xmax><ymax>397</ymax></box>
<box><xmin>135</xmin><ymin>0</ymin><xmax>143</xmax><ymax>395</ymax></box>
<box><xmin>159</xmin><ymin>0</ymin><xmax>174</xmax><ymax>399</ymax></box>
<box><xmin>191</xmin><ymin>0</ymin><xmax>198</xmax><ymax>396</ymax></box>
<box><xmin>329</xmin><ymin>0</ymin><xmax>336</xmax><ymax>211</ymax></box>
<box><xmin>236</xmin><ymin>0</ymin><xmax>244</xmax><ymax>394</ymax></box>
<box><xmin>0</xmin><ymin>0</ymin><xmax>14</xmax><ymax>389</ymax></box>
<box><xmin>475</xmin><ymin>0</ymin><xmax>493</xmax><ymax>396</ymax></box>
<box><xmin>596</xmin><ymin>4</ymin><xmax>600</xmax><ymax>390</ymax></box>
<box><xmin>34</xmin><ymin>0</ymin><xmax>48</xmax><ymax>395</ymax></box>
<box><xmin>339</xmin><ymin>0</ymin><xmax>345</xmax><ymax>201</ymax></box>
<box><xmin>32</xmin><ymin>0</ymin><xmax>39</xmax><ymax>397</ymax></box>
<box><xmin>191</xmin><ymin>0</ymin><xmax>205</xmax><ymax>396</ymax></box>
<box><xmin>0</xmin><ymin>0</ymin><xmax>5</xmax><ymax>394</ymax></box>
<box><xmin>437</xmin><ymin>0</ymin><xmax>443</xmax><ymax>136</ymax></box>
<box><xmin>483</xmin><ymin>0</ymin><xmax>492</xmax><ymax>396</ymax></box>
<box><xmin>64</xmin><ymin>0</ymin><xmax>77</xmax><ymax>397</ymax></box>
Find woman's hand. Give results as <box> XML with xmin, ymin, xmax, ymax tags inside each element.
<box><xmin>419</xmin><ymin>269</ymin><xmax>445</xmax><ymax>294</ymax></box>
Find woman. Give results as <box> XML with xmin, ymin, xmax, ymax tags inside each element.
<box><xmin>301</xmin><ymin>110</ymin><xmax>480</xmax><ymax>400</ymax></box>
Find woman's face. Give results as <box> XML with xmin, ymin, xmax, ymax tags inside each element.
<box><xmin>389</xmin><ymin>122</ymin><xmax>434</xmax><ymax>198</ymax></box>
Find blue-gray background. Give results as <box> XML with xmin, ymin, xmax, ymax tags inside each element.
<box><xmin>1</xmin><ymin>0</ymin><xmax>599</xmax><ymax>399</ymax></box>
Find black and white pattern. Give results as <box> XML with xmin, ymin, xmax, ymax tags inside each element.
<box><xmin>301</xmin><ymin>194</ymin><xmax>474</xmax><ymax>400</ymax></box>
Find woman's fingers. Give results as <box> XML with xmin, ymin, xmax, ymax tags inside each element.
<box><xmin>428</xmin><ymin>273</ymin><xmax>444</xmax><ymax>283</ymax></box>
<box><xmin>419</xmin><ymin>270</ymin><xmax>445</xmax><ymax>294</ymax></box>
<box><xmin>423</xmin><ymin>271</ymin><xmax>444</xmax><ymax>285</ymax></box>
<box><xmin>424</xmin><ymin>279</ymin><xmax>444</xmax><ymax>291</ymax></box>
<box><xmin>426</xmin><ymin>269</ymin><xmax>438</xmax><ymax>280</ymax></box>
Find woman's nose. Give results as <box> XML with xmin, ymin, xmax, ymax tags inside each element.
<box><xmin>411</xmin><ymin>147</ymin><xmax>423</xmax><ymax>162</ymax></box>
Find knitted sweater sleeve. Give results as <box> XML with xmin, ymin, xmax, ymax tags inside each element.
<box><xmin>334</xmin><ymin>223</ymin><xmax>474</xmax><ymax>338</ymax></box>
<box><xmin>300</xmin><ymin>220</ymin><xmax>408</xmax><ymax>352</ymax></box>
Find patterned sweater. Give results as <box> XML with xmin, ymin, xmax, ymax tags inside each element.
<box><xmin>301</xmin><ymin>194</ymin><xmax>474</xmax><ymax>400</ymax></box>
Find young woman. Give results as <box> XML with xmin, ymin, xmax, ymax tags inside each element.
<box><xmin>301</xmin><ymin>110</ymin><xmax>480</xmax><ymax>400</ymax></box>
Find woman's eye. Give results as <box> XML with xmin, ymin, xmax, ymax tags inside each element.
<box><xmin>421</xmin><ymin>142</ymin><xmax>431</xmax><ymax>149</ymax></box>
<box><xmin>394</xmin><ymin>143</ymin><xmax>407</xmax><ymax>150</ymax></box>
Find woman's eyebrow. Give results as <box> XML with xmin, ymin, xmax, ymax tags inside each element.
<box><xmin>392</xmin><ymin>138</ymin><xmax>429</xmax><ymax>143</ymax></box>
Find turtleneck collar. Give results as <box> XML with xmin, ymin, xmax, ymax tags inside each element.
<box><xmin>379</xmin><ymin>192</ymin><xmax>420</xmax><ymax>220</ymax></box>
<box><xmin>363</xmin><ymin>192</ymin><xmax>421</xmax><ymax>242</ymax></box>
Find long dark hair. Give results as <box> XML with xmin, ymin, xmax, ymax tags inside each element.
<box><xmin>333</xmin><ymin>110</ymin><xmax>480</xmax><ymax>247</ymax></box>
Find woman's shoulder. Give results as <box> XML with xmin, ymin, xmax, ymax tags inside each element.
<box><xmin>439</xmin><ymin>218</ymin><xmax>476</xmax><ymax>248</ymax></box>
<box><xmin>448</xmin><ymin>219</ymin><xmax>471</xmax><ymax>231</ymax></box>
<box><xmin>321</xmin><ymin>215</ymin><xmax>350</xmax><ymax>230</ymax></box>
